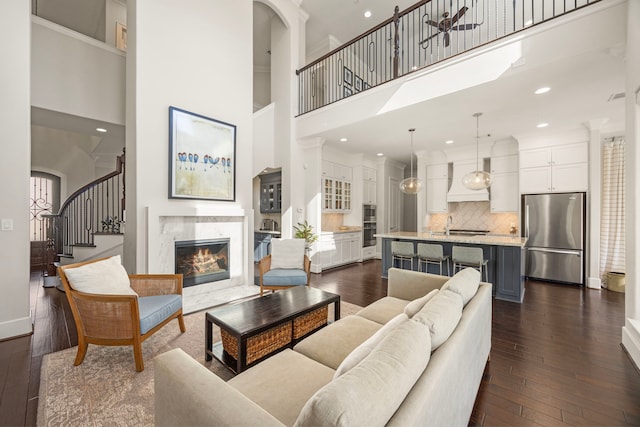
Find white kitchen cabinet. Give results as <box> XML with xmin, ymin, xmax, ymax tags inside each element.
<box><xmin>427</xmin><ymin>163</ymin><xmax>448</xmax><ymax>213</ymax></box>
<box><xmin>319</xmin><ymin>232</ymin><xmax>361</xmax><ymax>270</ymax></box>
<box><xmin>490</xmin><ymin>172</ymin><xmax>519</xmax><ymax>212</ymax></box>
<box><xmin>322</xmin><ymin>160</ymin><xmax>352</xmax><ymax>181</ymax></box>
<box><xmin>363</xmin><ymin>167</ymin><xmax>376</xmax><ymax>182</ymax></box>
<box><xmin>322</xmin><ymin>160</ymin><xmax>352</xmax><ymax>212</ymax></box>
<box><xmin>520</xmin><ymin>142</ymin><xmax>588</xmax><ymax>193</ymax></box>
<box><xmin>363</xmin><ymin>167</ymin><xmax>377</xmax><ymax>205</ymax></box>
<box><xmin>490</xmin><ymin>154</ymin><xmax>518</xmax><ymax>212</ymax></box>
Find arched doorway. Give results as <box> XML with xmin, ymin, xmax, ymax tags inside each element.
<box><xmin>29</xmin><ymin>171</ymin><xmax>60</xmax><ymax>274</ymax></box>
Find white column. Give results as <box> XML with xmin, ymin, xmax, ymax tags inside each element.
<box><xmin>416</xmin><ymin>150</ymin><xmax>428</xmax><ymax>231</ymax></box>
<box><xmin>0</xmin><ymin>0</ymin><xmax>31</xmax><ymax>339</ymax></box>
<box><xmin>586</xmin><ymin>119</ymin><xmax>607</xmax><ymax>289</ymax></box>
<box><xmin>622</xmin><ymin>0</ymin><xmax>640</xmax><ymax>369</ymax></box>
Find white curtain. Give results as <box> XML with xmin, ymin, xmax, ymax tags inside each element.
<box><xmin>600</xmin><ymin>139</ymin><xmax>625</xmax><ymax>284</ymax></box>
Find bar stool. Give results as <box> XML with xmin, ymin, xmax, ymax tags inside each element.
<box><xmin>417</xmin><ymin>243</ymin><xmax>450</xmax><ymax>276</ymax></box>
<box><xmin>391</xmin><ymin>241</ymin><xmax>415</xmax><ymax>270</ymax></box>
<box><xmin>451</xmin><ymin>246</ymin><xmax>488</xmax><ymax>282</ymax></box>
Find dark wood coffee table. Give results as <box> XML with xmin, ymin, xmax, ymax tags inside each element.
<box><xmin>205</xmin><ymin>286</ymin><xmax>340</xmax><ymax>373</ymax></box>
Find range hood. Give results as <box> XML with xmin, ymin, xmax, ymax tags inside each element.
<box><xmin>447</xmin><ymin>159</ymin><xmax>489</xmax><ymax>202</ymax></box>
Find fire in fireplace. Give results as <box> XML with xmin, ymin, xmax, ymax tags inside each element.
<box><xmin>175</xmin><ymin>238</ymin><xmax>230</xmax><ymax>287</ymax></box>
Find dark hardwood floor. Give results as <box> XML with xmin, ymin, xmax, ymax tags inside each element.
<box><xmin>1</xmin><ymin>259</ymin><xmax>639</xmax><ymax>426</ymax></box>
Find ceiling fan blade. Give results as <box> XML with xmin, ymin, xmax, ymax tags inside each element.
<box><xmin>450</xmin><ymin>24</ymin><xmax>479</xmax><ymax>31</ymax></box>
<box><xmin>450</xmin><ymin>6</ymin><xmax>469</xmax><ymax>24</ymax></box>
<box><xmin>419</xmin><ymin>31</ymin><xmax>441</xmax><ymax>45</ymax></box>
<box><xmin>426</xmin><ymin>19</ymin><xmax>440</xmax><ymax>28</ymax></box>
<box><xmin>443</xmin><ymin>32</ymin><xmax>450</xmax><ymax>47</ymax></box>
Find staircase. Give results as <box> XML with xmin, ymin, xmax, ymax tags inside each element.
<box><xmin>45</xmin><ymin>150</ymin><xmax>126</xmax><ymax>268</ymax></box>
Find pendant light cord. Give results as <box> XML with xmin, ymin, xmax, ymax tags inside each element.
<box><xmin>409</xmin><ymin>128</ymin><xmax>416</xmax><ymax>178</ymax></box>
<box><xmin>473</xmin><ymin>113</ymin><xmax>482</xmax><ymax>171</ymax></box>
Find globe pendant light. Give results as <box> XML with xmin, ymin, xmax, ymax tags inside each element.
<box><xmin>462</xmin><ymin>112</ymin><xmax>492</xmax><ymax>190</ymax></box>
<box><xmin>399</xmin><ymin>128</ymin><xmax>423</xmax><ymax>194</ymax></box>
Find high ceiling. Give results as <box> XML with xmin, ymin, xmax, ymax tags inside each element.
<box><xmin>32</xmin><ymin>0</ymin><xmax>628</xmax><ymax>168</ymax></box>
<box><xmin>296</xmin><ymin>0</ymin><xmax>628</xmax><ymax>163</ymax></box>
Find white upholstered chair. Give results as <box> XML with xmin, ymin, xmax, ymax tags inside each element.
<box><xmin>258</xmin><ymin>238</ymin><xmax>311</xmax><ymax>296</ymax></box>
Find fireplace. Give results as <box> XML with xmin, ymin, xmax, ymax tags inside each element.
<box><xmin>175</xmin><ymin>238</ymin><xmax>230</xmax><ymax>287</ymax></box>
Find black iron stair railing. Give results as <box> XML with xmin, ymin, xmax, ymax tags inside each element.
<box><xmin>45</xmin><ymin>150</ymin><xmax>126</xmax><ymax>260</ymax></box>
<box><xmin>296</xmin><ymin>0</ymin><xmax>601</xmax><ymax>115</ymax></box>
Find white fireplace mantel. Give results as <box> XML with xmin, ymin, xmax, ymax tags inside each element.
<box><xmin>145</xmin><ymin>205</ymin><xmax>251</xmax><ymax>275</ymax></box>
<box><xmin>145</xmin><ymin>205</ymin><xmax>256</xmax><ymax>313</ymax></box>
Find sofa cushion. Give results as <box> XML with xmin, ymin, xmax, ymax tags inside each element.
<box><xmin>412</xmin><ymin>289</ymin><xmax>463</xmax><ymax>350</ymax></box>
<box><xmin>270</xmin><ymin>238</ymin><xmax>306</xmax><ymax>269</ymax></box>
<box><xmin>403</xmin><ymin>289</ymin><xmax>439</xmax><ymax>318</ymax></box>
<box><xmin>262</xmin><ymin>268</ymin><xmax>308</xmax><ymax>286</ymax></box>
<box><xmin>138</xmin><ymin>295</ymin><xmax>182</xmax><ymax>334</ymax></box>
<box><xmin>63</xmin><ymin>255</ymin><xmax>137</xmax><ymax>296</ymax></box>
<box><xmin>355</xmin><ymin>296</ymin><xmax>407</xmax><ymax>325</ymax></box>
<box><xmin>229</xmin><ymin>349</ymin><xmax>334</xmax><ymax>427</ymax></box>
<box><xmin>294</xmin><ymin>319</ymin><xmax>432</xmax><ymax>427</ymax></box>
<box><xmin>441</xmin><ymin>267</ymin><xmax>480</xmax><ymax>305</ymax></box>
<box><xmin>293</xmin><ymin>315</ymin><xmax>381</xmax><ymax>370</ymax></box>
<box><xmin>334</xmin><ymin>313</ymin><xmax>408</xmax><ymax>378</ymax></box>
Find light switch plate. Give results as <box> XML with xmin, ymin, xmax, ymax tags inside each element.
<box><xmin>1</xmin><ymin>218</ymin><xmax>13</xmax><ymax>231</ymax></box>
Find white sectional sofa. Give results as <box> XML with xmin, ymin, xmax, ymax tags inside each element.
<box><xmin>154</xmin><ymin>267</ymin><xmax>492</xmax><ymax>426</ymax></box>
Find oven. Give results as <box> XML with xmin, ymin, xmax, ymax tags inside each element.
<box><xmin>363</xmin><ymin>204</ymin><xmax>376</xmax><ymax>222</ymax></box>
<box><xmin>363</xmin><ymin>204</ymin><xmax>377</xmax><ymax>247</ymax></box>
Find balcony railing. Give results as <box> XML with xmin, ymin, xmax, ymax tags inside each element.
<box><xmin>297</xmin><ymin>0</ymin><xmax>601</xmax><ymax>115</ymax></box>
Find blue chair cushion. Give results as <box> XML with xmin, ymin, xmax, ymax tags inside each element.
<box><xmin>138</xmin><ymin>294</ymin><xmax>182</xmax><ymax>335</ymax></box>
<box><xmin>263</xmin><ymin>268</ymin><xmax>308</xmax><ymax>286</ymax></box>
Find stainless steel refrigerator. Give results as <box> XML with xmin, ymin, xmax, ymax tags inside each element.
<box><xmin>521</xmin><ymin>192</ymin><xmax>585</xmax><ymax>285</ymax></box>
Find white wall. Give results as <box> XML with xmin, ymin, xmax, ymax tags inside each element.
<box><xmin>0</xmin><ymin>0</ymin><xmax>32</xmax><ymax>340</ymax></box>
<box><xmin>622</xmin><ymin>0</ymin><xmax>640</xmax><ymax>369</ymax></box>
<box><xmin>125</xmin><ymin>0</ymin><xmax>254</xmax><ymax>275</ymax></box>
<box><xmin>31</xmin><ymin>17</ymin><xmax>125</xmax><ymax>125</ymax></box>
<box><xmin>31</xmin><ymin>125</ymin><xmax>97</xmax><ymax>199</ymax></box>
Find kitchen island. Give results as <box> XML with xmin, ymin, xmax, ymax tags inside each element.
<box><xmin>376</xmin><ymin>231</ymin><xmax>527</xmax><ymax>303</ymax></box>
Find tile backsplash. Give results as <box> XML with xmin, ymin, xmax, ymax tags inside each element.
<box><xmin>428</xmin><ymin>202</ymin><xmax>518</xmax><ymax>235</ymax></box>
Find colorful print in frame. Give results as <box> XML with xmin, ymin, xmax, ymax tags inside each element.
<box><xmin>169</xmin><ymin>106</ymin><xmax>236</xmax><ymax>201</ymax></box>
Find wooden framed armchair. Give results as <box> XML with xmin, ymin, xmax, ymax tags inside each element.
<box><xmin>58</xmin><ymin>256</ymin><xmax>186</xmax><ymax>372</ymax></box>
<box><xmin>258</xmin><ymin>238</ymin><xmax>311</xmax><ymax>296</ymax></box>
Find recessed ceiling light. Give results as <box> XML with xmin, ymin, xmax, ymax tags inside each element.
<box><xmin>340</xmin><ymin>137</ymin><xmax>348</xmax><ymax>142</ymax></box>
<box><xmin>412</xmin><ymin>65</ymin><xmax>418</xmax><ymax>70</ymax></box>
<box><xmin>377</xmin><ymin>153</ymin><xmax>384</xmax><ymax>157</ymax></box>
<box><xmin>525</xmin><ymin>19</ymin><xmax>533</xmax><ymax>26</ymax></box>
<box><xmin>445</xmin><ymin>140</ymin><xmax>454</xmax><ymax>144</ymax></box>
<box><xmin>534</xmin><ymin>87</ymin><xmax>550</xmax><ymax>95</ymax></box>
<box><xmin>364</xmin><ymin>10</ymin><xmax>372</xmax><ymax>18</ymax></box>
<box><xmin>537</xmin><ymin>122</ymin><xmax>549</xmax><ymax>128</ymax></box>
<box><xmin>96</xmin><ymin>127</ymin><xmax>107</xmax><ymax>133</ymax></box>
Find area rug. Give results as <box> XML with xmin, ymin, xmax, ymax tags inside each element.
<box><xmin>37</xmin><ymin>301</ymin><xmax>362</xmax><ymax>426</ymax></box>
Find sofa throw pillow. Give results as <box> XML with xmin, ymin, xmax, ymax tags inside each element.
<box><xmin>412</xmin><ymin>289</ymin><xmax>463</xmax><ymax>351</ymax></box>
<box><xmin>63</xmin><ymin>255</ymin><xmax>137</xmax><ymax>296</ymax></box>
<box><xmin>295</xmin><ymin>320</ymin><xmax>431</xmax><ymax>427</ymax></box>
<box><xmin>403</xmin><ymin>289</ymin><xmax>439</xmax><ymax>318</ymax></box>
<box><xmin>270</xmin><ymin>238</ymin><xmax>305</xmax><ymax>269</ymax></box>
<box><xmin>333</xmin><ymin>313</ymin><xmax>408</xmax><ymax>378</ymax></box>
<box><xmin>441</xmin><ymin>267</ymin><xmax>480</xmax><ymax>306</ymax></box>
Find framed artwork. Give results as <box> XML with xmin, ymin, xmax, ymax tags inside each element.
<box><xmin>355</xmin><ymin>75</ymin><xmax>363</xmax><ymax>92</ymax></box>
<box><xmin>343</xmin><ymin>66</ymin><xmax>353</xmax><ymax>86</ymax></box>
<box><xmin>344</xmin><ymin>86</ymin><xmax>352</xmax><ymax>97</ymax></box>
<box><xmin>116</xmin><ymin>22</ymin><xmax>127</xmax><ymax>51</ymax></box>
<box><xmin>169</xmin><ymin>106</ymin><xmax>236</xmax><ymax>201</ymax></box>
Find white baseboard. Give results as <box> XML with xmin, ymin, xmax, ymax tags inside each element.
<box><xmin>0</xmin><ymin>315</ymin><xmax>33</xmax><ymax>340</ymax></box>
<box><xmin>587</xmin><ymin>277</ymin><xmax>602</xmax><ymax>289</ymax></box>
<box><xmin>622</xmin><ymin>320</ymin><xmax>640</xmax><ymax>372</ymax></box>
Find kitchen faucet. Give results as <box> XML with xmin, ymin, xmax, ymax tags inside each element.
<box><xmin>445</xmin><ymin>216</ymin><xmax>453</xmax><ymax>236</ymax></box>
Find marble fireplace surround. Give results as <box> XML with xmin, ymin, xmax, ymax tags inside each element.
<box><xmin>146</xmin><ymin>206</ymin><xmax>258</xmax><ymax>314</ymax></box>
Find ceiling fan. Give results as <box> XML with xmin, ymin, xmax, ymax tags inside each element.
<box><xmin>420</xmin><ymin>6</ymin><xmax>479</xmax><ymax>48</ymax></box>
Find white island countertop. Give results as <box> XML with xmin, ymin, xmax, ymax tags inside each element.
<box><xmin>374</xmin><ymin>231</ymin><xmax>527</xmax><ymax>248</ymax></box>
